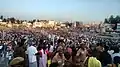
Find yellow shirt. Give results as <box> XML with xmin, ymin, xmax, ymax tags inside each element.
<box><xmin>88</xmin><ymin>57</ymin><xmax>101</xmax><ymax>67</ymax></box>
<box><xmin>48</xmin><ymin>60</ymin><xmax>51</xmax><ymax>67</ymax></box>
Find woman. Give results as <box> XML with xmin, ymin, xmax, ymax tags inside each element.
<box><xmin>38</xmin><ymin>45</ymin><xmax>48</xmax><ymax>67</ymax></box>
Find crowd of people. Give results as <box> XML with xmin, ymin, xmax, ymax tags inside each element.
<box><xmin>0</xmin><ymin>27</ymin><xmax>120</xmax><ymax>67</ymax></box>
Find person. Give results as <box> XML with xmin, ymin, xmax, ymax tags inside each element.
<box><xmin>2</xmin><ymin>42</ymin><xmax>7</xmax><ymax>58</ymax></box>
<box><xmin>108</xmin><ymin>46</ymin><xmax>114</xmax><ymax>56</ymax></box>
<box><xmin>50</xmin><ymin>62</ymin><xmax>59</xmax><ymax>67</ymax></box>
<box><xmin>99</xmin><ymin>45</ymin><xmax>112</xmax><ymax>67</ymax></box>
<box><xmin>96</xmin><ymin>43</ymin><xmax>104</xmax><ymax>53</ymax></box>
<box><xmin>26</xmin><ymin>43</ymin><xmax>38</xmax><ymax>67</ymax></box>
<box><xmin>0</xmin><ymin>44</ymin><xmax>3</xmax><ymax>57</ymax></box>
<box><xmin>71</xmin><ymin>45</ymin><xmax>77</xmax><ymax>65</ymax></box>
<box><xmin>49</xmin><ymin>43</ymin><xmax>54</xmax><ymax>59</ymax></box>
<box><xmin>9</xmin><ymin>57</ymin><xmax>24</xmax><ymax>67</ymax></box>
<box><xmin>75</xmin><ymin>42</ymin><xmax>88</xmax><ymax>67</ymax></box>
<box><xmin>49</xmin><ymin>44</ymin><xmax>54</xmax><ymax>53</ymax></box>
<box><xmin>88</xmin><ymin>57</ymin><xmax>101</xmax><ymax>67</ymax></box>
<box><xmin>66</xmin><ymin>46</ymin><xmax>72</xmax><ymax>55</ymax></box>
<box><xmin>52</xmin><ymin>46</ymin><xmax>65</xmax><ymax>67</ymax></box>
<box><xmin>112</xmin><ymin>46</ymin><xmax>120</xmax><ymax>67</ymax></box>
<box><xmin>95</xmin><ymin>43</ymin><xmax>104</xmax><ymax>60</ymax></box>
<box><xmin>87</xmin><ymin>49</ymin><xmax>102</xmax><ymax>67</ymax></box>
<box><xmin>0</xmin><ymin>43</ymin><xmax>4</xmax><ymax>63</ymax></box>
<box><xmin>13</xmin><ymin>42</ymin><xmax>25</xmax><ymax>58</ymax></box>
<box><xmin>63</xmin><ymin>52</ymin><xmax>72</xmax><ymax>67</ymax></box>
<box><xmin>38</xmin><ymin>45</ymin><xmax>48</xmax><ymax>67</ymax></box>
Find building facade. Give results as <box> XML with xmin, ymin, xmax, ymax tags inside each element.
<box><xmin>117</xmin><ymin>23</ymin><xmax>120</xmax><ymax>31</ymax></box>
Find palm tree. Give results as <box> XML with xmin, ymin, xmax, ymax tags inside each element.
<box><xmin>0</xmin><ymin>15</ymin><xmax>3</xmax><ymax>20</ymax></box>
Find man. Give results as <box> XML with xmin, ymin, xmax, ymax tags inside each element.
<box><xmin>13</xmin><ymin>42</ymin><xmax>25</xmax><ymax>59</ymax></box>
<box><xmin>87</xmin><ymin>48</ymin><xmax>102</xmax><ymax>67</ymax></box>
<box><xmin>99</xmin><ymin>45</ymin><xmax>112</xmax><ymax>67</ymax></box>
<box><xmin>111</xmin><ymin>46</ymin><xmax>120</xmax><ymax>65</ymax></box>
<box><xmin>96</xmin><ymin>43</ymin><xmax>104</xmax><ymax>52</ymax></box>
<box><xmin>75</xmin><ymin>42</ymin><xmax>88</xmax><ymax>67</ymax></box>
<box><xmin>52</xmin><ymin>46</ymin><xmax>65</xmax><ymax>67</ymax></box>
<box><xmin>2</xmin><ymin>42</ymin><xmax>7</xmax><ymax>58</ymax></box>
<box><xmin>63</xmin><ymin>52</ymin><xmax>72</xmax><ymax>67</ymax></box>
<box><xmin>49</xmin><ymin>44</ymin><xmax>54</xmax><ymax>53</ymax></box>
<box><xmin>95</xmin><ymin>43</ymin><xmax>104</xmax><ymax>60</ymax></box>
<box><xmin>26</xmin><ymin>43</ymin><xmax>38</xmax><ymax>67</ymax></box>
<box><xmin>0</xmin><ymin>41</ymin><xmax>5</xmax><ymax>62</ymax></box>
<box><xmin>0</xmin><ymin>44</ymin><xmax>3</xmax><ymax>57</ymax></box>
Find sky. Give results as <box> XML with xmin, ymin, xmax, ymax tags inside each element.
<box><xmin>0</xmin><ymin>0</ymin><xmax>120</xmax><ymax>23</ymax></box>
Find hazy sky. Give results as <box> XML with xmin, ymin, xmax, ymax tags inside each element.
<box><xmin>0</xmin><ymin>0</ymin><xmax>120</xmax><ymax>22</ymax></box>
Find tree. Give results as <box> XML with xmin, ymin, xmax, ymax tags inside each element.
<box><xmin>29</xmin><ymin>21</ymin><xmax>33</xmax><ymax>24</ymax></box>
<box><xmin>33</xmin><ymin>19</ymin><xmax>36</xmax><ymax>22</ymax></box>
<box><xmin>16</xmin><ymin>20</ymin><xmax>20</xmax><ymax>24</ymax></box>
<box><xmin>109</xmin><ymin>15</ymin><xmax>114</xmax><ymax>24</ymax></box>
<box><xmin>2</xmin><ymin>18</ymin><xmax>7</xmax><ymax>22</ymax></box>
<box><xmin>115</xmin><ymin>15</ymin><xmax>120</xmax><ymax>23</ymax></box>
<box><xmin>0</xmin><ymin>15</ymin><xmax>3</xmax><ymax>20</ymax></box>
<box><xmin>10</xmin><ymin>17</ymin><xmax>15</xmax><ymax>23</ymax></box>
<box><xmin>37</xmin><ymin>19</ymin><xmax>40</xmax><ymax>22</ymax></box>
<box><xmin>104</xmin><ymin>15</ymin><xmax>120</xmax><ymax>30</ymax></box>
<box><xmin>6</xmin><ymin>18</ymin><xmax>10</xmax><ymax>23</ymax></box>
<box><xmin>104</xmin><ymin>18</ymin><xmax>109</xmax><ymax>24</ymax></box>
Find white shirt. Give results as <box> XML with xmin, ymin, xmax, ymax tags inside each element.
<box><xmin>0</xmin><ymin>45</ymin><xmax>3</xmax><ymax>49</ymax></box>
<box><xmin>108</xmin><ymin>50</ymin><xmax>114</xmax><ymax>56</ymax></box>
<box><xmin>111</xmin><ymin>53</ymin><xmax>120</xmax><ymax>62</ymax></box>
<box><xmin>49</xmin><ymin>45</ymin><xmax>53</xmax><ymax>52</ymax></box>
<box><xmin>27</xmin><ymin>46</ymin><xmax>37</xmax><ymax>63</ymax></box>
<box><xmin>14</xmin><ymin>41</ymin><xmax>17</xmax><ymax>45</ymax></box>
<box><xmin>39</xmin><ymin>49</ymin><xmax>47</xmax><ymax>67</ymax></box>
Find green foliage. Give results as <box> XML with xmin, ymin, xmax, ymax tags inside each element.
<box><xmin>104</xmin><ymin>15</ymin><xmax>120</xmax><ymax>24</ymax></box>
<box><xmin>104</xmin><ymin>15</ymin><xmax>120</xmax><ymax>30</ymax></box>
<box><xmin>0</xmin><ymin>15</ymin><xmax>3</xmax><ymax>20</ymax></box>
<box><xmin>104</xmin><ymin>18</ymin><xmax>109</xmax><ymax>24</ymax></box>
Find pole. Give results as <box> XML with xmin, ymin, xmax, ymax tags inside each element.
<box><xmin>53</xmin><ymin>35</ymin><xmax>55</xmax><ymax>46</ymax></box>
<box><xmin>2</xmin><ymin>30</ymin><xmax>5</xmax><ymax>40</ymax></box>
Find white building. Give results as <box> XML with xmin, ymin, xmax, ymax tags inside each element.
<box><xmin>104</xmin><ymin>23</ymin><xmax>111</xmax><ymax>29</ymax></box>
<box><xmin>26</xmin><ymin>23</ymin><xmax>32</xmax><ymax>27</ymax></box>
<box><xmin>0</xmin><ymin>22</ymin><xmax>7</xmax><ymax>25</ymax></box>
<box><xmin>22</xmin><ymin>21</ymin><xmax>27</xmax><ymax>25</ymax></box>
<box><xmin>0</xmin><ymin>19</ymin><xmax>2</xmax><ymax>22</ymax></box>
<box><xmin>116</xmin><ymin>23</ymin><xmax>120</xmax><ymax>31</ymax></box>
<box><xmin>73</xmin><ymin>21</ymin><xmax>83</xmax><ymax>27</ymax></box>
<box><xmin>100</xmin><ymin>23</ymin><xmax>112</xmax><ymax>32</ymax></box>
<box><xmin>60</xmin><ymin>24</ymin><xmax>66</xmax><ymax>27</ymax></box>
<box><xmin>48</xmin><ymin>20</ymin><xmax>57</xmax><ymax>26</ymax></box>
<box><xmin>33</xmin><ymin>22</ymin><xmax>43</xmax><ymax>28</ymax></box>
<box><xmin>7</xmin><ymin>23</ymin><xmax>12</xmax><ymax>28</ymax></box>
<box><xmin>33</xmin><ymin>20</ymin><xmax>58</xmax><ymax>28</ymax></box>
